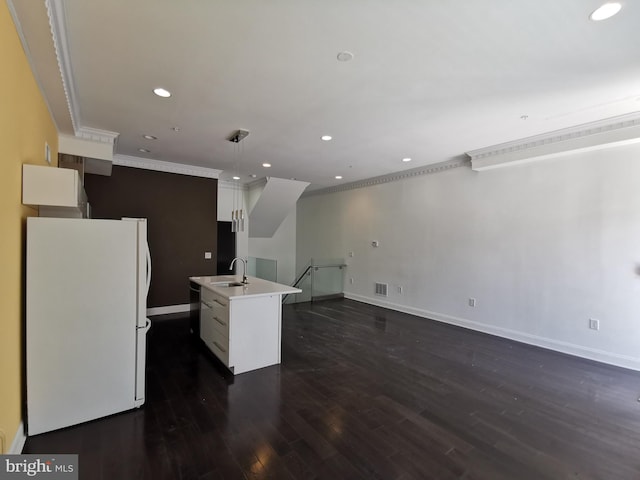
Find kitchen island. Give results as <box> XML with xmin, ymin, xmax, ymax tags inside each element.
<box><xmin>189</xmin><ymin>275</ymin><xmax>301</xmax><ymax>374</ymax></box>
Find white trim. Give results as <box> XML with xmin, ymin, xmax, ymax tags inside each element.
<box><xmin>77</xmin><ymin>127</ymin><xmax>119</xmax><ymax>145</ymax></box>
<box><xmin>59</xmin><ymin>134</ymin><xmax>115</xmax><ymax>162</ymax></box>
<box><xmin>303</xmin><ymin>157</ymin><xmax>468</xmax><ymax>197</ymax></box>
<box><xmin>147</xmin><ymin>304</ymin><xmax>191</xmax><ymax>317</ymax></box>
<box><xmin>246</xmin><ymin>177</ymin><xmax>268</xmax><ymax>190</ymax></box>
<box><xmin>113</xmin><ymin>155</ymin><xmax>222</xmax><ymax>179</ymax></box>
<box><xmin>218</xmin><ymin>180</ymin><xmax>249</xmax><ymax>191</ymax></box>
<box><xmin>467</xmin><ymin>111</ymin><xmax>640</xmax><ymax>171</ymax></box>
<box><xmin>45</xmin><ymin>0</ymin><xmax>81</xmax><ymax>133</ymax></box>
<box><xmin>344</xmin><ymin>292</ymin><xmax>640</xmax><ymax>372</ymax></box>
<box><xmin>9</xmin><ymin>422</ymin><xmax>26</xmax><ymax>454</ymax></box>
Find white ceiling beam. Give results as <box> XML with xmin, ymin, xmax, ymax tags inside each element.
<box><xmin>58</xmin><ymin>133</ymin><xmax>116</xmax><ymax>162</ymax></box>
<box><xmin>113</xmin><ymin>155</ymin><xmax>222</xmax><ymax>179</ymax></box>
<box><xmin>58</xmin><ymin>128</ymin><xmax>119</xmax><ymax>176</ymax></box>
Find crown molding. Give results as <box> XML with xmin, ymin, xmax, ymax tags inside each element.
<box><xmin>113</xmin><ymin>155</ymin><xmax>222</xmax><ymax>179</ymax></box>
<box><xmin>303</xmin><ymin>157</ymin><xmax>469</xmax><ymax>197</ymax></box>
<box><xmin>77</xmin><ymin>127</ymin><xmax>119</xmax><ymax>145</ymax></box>
<box><xmin>467</xmin><ymin>111</ymin><xmax>640</xmax><ymax>171</ymax></box>
<box><xmin>245</xmin><ymin>177</ymin><xmax>310</xmax><ymax>191</ymax></box>
<box><xmin>45</xmin><ymin>0</ymin><xmax>81</xmax><ymax>134</ymax></box>
<box><xmin>247</xmin><ymin>177</ymin><xmax>268</xmax><ymax>190</ymax></box>
<box><xmin>218</xmin><ymin>180</ymin><xmax>249</xmax><ymax>191</ymax></box>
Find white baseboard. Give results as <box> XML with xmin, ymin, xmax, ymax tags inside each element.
<box><xmin>146</xmin><ymin>303</ymin><xmax>191</xmax><ymax>317</ymax></box>
<box><xmin>344</xmin><ymin>293</ymin><xmax>640</xmax><ymax>372</ymax></box>
<box><xmin>9</xmin><ymin>421</ymin><xmax>26</xmax><ymax>454</ymax></box>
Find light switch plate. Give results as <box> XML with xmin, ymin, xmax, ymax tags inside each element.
<box><xmin>204</xmin><ymin>252</ymin><xmax>212</xmax><ymax>260</ymax></box>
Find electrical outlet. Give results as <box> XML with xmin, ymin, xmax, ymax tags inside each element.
<box><xmin>348</xmin><ymin>251</ymin><xmax>354</xmax><ymax>257</ymax></box>
<box><xmin>204</xmin><ymin>252</ymin><xmax>212</xmax><ymax>260</ymax></box>
<box><xmin>468</xmin><ymin>298</ymin><xmax>476</xmax><ymax>307</ymax></box>
<box><xmin>589</xmin><ymin>318</ymin><xmax>600</xmax><ymax>331</ymax></box>
<box><xmin>349</xmin><ymin>277</ymin><xmax>354</xmax><ymax>284</ymax></box>
<box><xmin>397</xmin><ymin>285</ymin><xmax>403</xmax><ymax>294</ymax></box>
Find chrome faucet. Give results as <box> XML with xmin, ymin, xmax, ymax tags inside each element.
<box><xmin>229</xmin><ymin>257</ymin><xmax>248</xmax><ymax>285</ymax></box>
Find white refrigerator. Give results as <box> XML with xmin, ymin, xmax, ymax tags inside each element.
<box><xmin>26</xmin><ymin>217</ymin><xmax>151</xmax><ymax>436</ymax></box>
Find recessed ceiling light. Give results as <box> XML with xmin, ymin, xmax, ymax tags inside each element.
<box><xmin>402</xmin><ymin>157</ymin><xmax>412</xmax><ymax>163</ymax></box>
<box><xmin>153</xmin><ymin>87</ymin><xmax>171</xmax><ymax>98</ymax></box>
<box><xmin>590</xmin><ymin>2</ymin><xmax>622</xmax><ymax>21</ymax></box>
<box><xmin>262</xmin><ymin>163</ymin><xmax>272</xmax><ymax>168</ymax></box>
<box><xmin>138</xmin><ymin>148</ymin><xmax>150</xmax><ymax>153</ymax></box>
<box><xmin>142</xmin><ymin>134</ymin><xmax>157</xmax><ymax>140</ymax></box>
<box><xmin>321</xmin><ymin>135</ymin><xmax>332</xmax><ymax>141</ymax></box>
<box><xmin>232</xmin><ymin>176</ymin><xmax>240</xmax><ymax>180</ymax></box>
<box><xmin>337</xmin><ymin>51</ymin><xmax>354</xmax><ymax>62</ymax></box>
<box><xmin>335</xmin><ymin>175</ymin><xmax>343</xmax><ymax>180</ymax></box>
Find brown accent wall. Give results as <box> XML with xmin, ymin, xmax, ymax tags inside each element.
<box><xmin>85</xmin><ymin>166</ymin><xmax>217</xmax><ymax>308</ymax></box>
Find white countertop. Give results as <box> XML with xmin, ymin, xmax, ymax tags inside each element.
<box><xmin>189</xmin><ymin>275</ymin><xmax>301</xmax><ymax>300</ymax></box>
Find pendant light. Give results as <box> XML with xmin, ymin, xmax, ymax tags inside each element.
<box><xmin>228</xmin><ymin>129</ymin><xmax>249</xmax><ymax>232</ymax></box>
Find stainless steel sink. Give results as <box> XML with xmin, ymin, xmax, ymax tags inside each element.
<box><xmin>211</xmin><ymin>281</ymin><xmax>245</xmax><ymax>287</ymax></box>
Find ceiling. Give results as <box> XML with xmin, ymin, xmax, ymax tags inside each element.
<box><xmin>9</xmin><ymin>0</ymin><xmax>640</xmax><ymax>190</ymax></box>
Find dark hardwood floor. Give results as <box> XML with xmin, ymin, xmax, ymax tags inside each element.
<box><xmin>24</xmin><ymin>299</ymin><xmax>640</xmax><ymax>479</ymax></box>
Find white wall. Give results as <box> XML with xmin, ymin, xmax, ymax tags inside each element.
<box><xmin>249</xmin><ymin>208</ymin><xmax>297</xmax><ymax>285</ymax></box>
<box><xmin>296</xmin><ymin>143</ymin><xmax>640</xmax><ymax>371</ymax></box>
<box><xmin>219</xmin><ymin>180</ymin><xmax>297</xmax><ymax>284</ymax></box>
<box><xmin>247</xmin><ymin>179</ymin><xmax>298</xmax><ymax>284</ymax></box>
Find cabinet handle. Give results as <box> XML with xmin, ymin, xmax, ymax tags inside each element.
<box><xmin>213</xmin><ymin>341</ymin><xmax>227</xmax><ymax>353</ymax></box>
<box><xmin>213</xmin><ymin>299</ymin><xmax>227</xmax><ymax>307</ymax></box>
<box><xmin>201</xmin><ymin>301</ymin><xmax>213</xmax><ymax>308</ymax></box>
<box><xmin>213</xmin><ymin>316</ymin><xmax>227</xmax><ymax>327</ymax></box>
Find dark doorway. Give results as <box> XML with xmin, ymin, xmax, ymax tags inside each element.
<box><xmin>217</xmin><ymin>221</ymin><xmax>236</xmax><ymax>274</ymax></box>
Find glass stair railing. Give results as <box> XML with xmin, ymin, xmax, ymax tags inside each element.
<box><xmin>247</xmin><ymin>256</ymin><xmax>278</xmax><ymax>282</ymax></box>
<box><xmin>284</xmin><ymin>258</ymin><xmax>346</xmax><ymax>304</ymax></box>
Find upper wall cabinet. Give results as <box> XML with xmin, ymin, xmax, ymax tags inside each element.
<box><xmin>22</xmin><ymin>164</ymin><xmax>89</xmax><ymax>218</ymax></box>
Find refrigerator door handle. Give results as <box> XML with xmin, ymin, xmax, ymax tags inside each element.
<box><xmin>145</xmin><ymin>241</ymin><xmax>152</xmax><ymax>298</ymax></box>
<box><xmin>134</xmin><ymin>318</ymin><xmax>151</xmax><ymax>405</ymax></box>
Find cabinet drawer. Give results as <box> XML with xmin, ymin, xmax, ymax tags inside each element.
<box><xmin>201</xmin><ymin>308</ymin><xmax>228</xmax><ymax>340</ymax></box>
<box><xmin>209</xmin><ymin>308</ymin><xmax>229</xmax><ymax>338</ymax></box>
<box><xmin>201</xmin><ymin>287</ymin><xmax>228</xmax><ymax>307</ymax></box>
<box><xmin>201</xmin><ymin>299</ymin><xmax>229</xmax><ymax>338</ymax></box>
<box><xmin>207</xmin><ymin>333</ymin><xmax>230</xmax><ymax>366</ymax></box>
<box><xmin>200</xmin><ymin>308</ymin><xmax>215</xmax><ymax>345</ymax></box>
<box><xmin>200</xmin><ymin>300</ymin><xmax>228</xmax><ymax>320</ymax></box>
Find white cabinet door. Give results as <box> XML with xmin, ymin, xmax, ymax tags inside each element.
<box><xmin>198</xmin><ymin>289</ymin><xmax>283</xmax><ymax>375</ymax></box>
<box><xmin>22</xmin><ymin>164</ymin><xmax>88</xmax><ymax>217</ymax></box>
<box><xmin>229</xmin><ymin>295</ymin><xmax>280</xmax><ymax>374</ymax></box>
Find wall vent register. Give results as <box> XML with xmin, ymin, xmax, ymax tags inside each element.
<box><xmin>375</xmin><ymin>282</ymin><xmax>388</xmax><ymax>296</ymax></box>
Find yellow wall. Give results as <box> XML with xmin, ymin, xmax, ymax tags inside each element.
<box><xmin>0</xmin><ymin>2</ymin><xmax>58</xmax><ymax>452</ymax></box>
